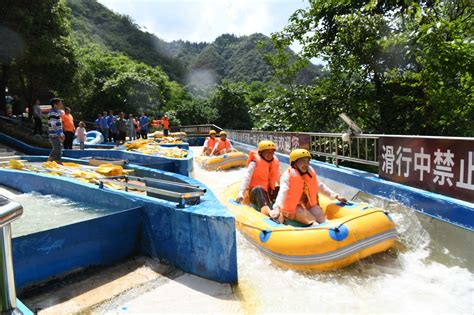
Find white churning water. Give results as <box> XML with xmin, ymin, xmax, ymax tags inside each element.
<box><xmin>190</xmin><ymin>147</ymin><xmax>474</xmax><ymax>314</ymax></box>
<box><xmin>2</xmin><ymin>189</ymin><xmax>109</xmax><ymax>237</ymax></box>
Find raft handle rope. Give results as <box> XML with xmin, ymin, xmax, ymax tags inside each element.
<box><xmin>237</xmin><ymin>209</ymin><xmax>389</xmax><ymax>234</ymax></box>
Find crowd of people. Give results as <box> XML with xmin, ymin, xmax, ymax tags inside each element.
<box><xmin>94</xmin><ymin>111</ymin><xmax>169</xmax><ymax>143</ymax></box>
<box><xmin>43</xmin><ymin>97</ymin><xmax>168</xmax><ymax>163</ymax></box>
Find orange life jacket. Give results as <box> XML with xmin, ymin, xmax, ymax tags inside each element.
<box><xmin>282</xmin><ymin>166</ymin><xmax>319</xmax><ymax>213</ymax></box>
<box><xmin>162</xmin><ymin>119</ymin><xmax>169</xmax><ymax>129</ymax></box>
<box><xmin>246</xmin><ymin>151</ymin><xmax>280</xmax><ymax>192</ymax></box>
<box><xmin>216</xmin><ymin>139</ymin><xmax>231</xmax><ymax>153</ymax></box>
<box><xmin>206</xmin><ymin>136</ymin><xmax>217</xmax><ymax>150</ymax></box>
<box><xmin>61</xmin><ymin>114</ymin><xmax>74</xmax><ymax>132</ymax></box>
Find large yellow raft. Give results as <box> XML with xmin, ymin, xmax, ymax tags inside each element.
<box><xmin>196</xmin><ymin>152</ymin><xmax>247</xmax><ymax>171</ymax></box>
<box><xmin>220</xmin><ymin>182</ymin><xmax>397</xmax><ymax>271</ymax></box>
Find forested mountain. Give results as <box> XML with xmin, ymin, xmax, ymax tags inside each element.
<box><xmin>169</xmin><ymin>33</ymin><xmax>323</xmax><ymax>86</ymax></box>
<box><xmin>67</xmin><ymin>0</ymin><xmax>322</xmax><ymax>88</ymax></box>
<box><xmin>67</xmin><ymin>0</ymin><xmax>186</xmax><ymax>82</ymax></box>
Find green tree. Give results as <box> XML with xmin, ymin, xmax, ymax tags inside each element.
<box><xmin>163</xmin><ymin>81</ymin><xmax>218</xmax><ymax>125</ymax></box>
<box><xmin>210</xmin><ymin>81</ymin><xmax>252</xmax><ymax>130</ymax></box>
<box><xmin>274</xmin><ymin>0</ymin><xmax>473</xmax><ymax>136</ymax></box>
<box><xmin>73</xmin><ymin>44</ymin><xmax>170</xmax><ymax>119</ymax></box>
<box><xmin>1</xmin><ymin>0</ymin><xmax>77</xmax><ymax>111</ymax></box>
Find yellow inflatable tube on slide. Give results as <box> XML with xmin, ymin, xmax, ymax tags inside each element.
<box><xmin>196</xmin><ymin>152</ymin><xmax>247</xmax><ymax>171</ymax></box>
<box><xmin>220</xmin><ymin>182</ymin><xmax>397</xmax><ymax>271</ymax></box>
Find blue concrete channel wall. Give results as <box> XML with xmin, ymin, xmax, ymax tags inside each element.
<box><xmin>0</xmin><ymin>133</ymin><xmax>193</xmax><ymax>176</ymax></box>
<box><xmin>234</xmin><ymin>140</ymin><xmax>474</xmax><ymax>232</ymax></box>
<box><xmin>0</xmin><ymin>167</ymin><xmax>237</xmax><ymax>291</ymax></box>
<box><xmin>85</xmin><ymin>142</ymin><xmax>190</xmax><ymax>150</ymax></box>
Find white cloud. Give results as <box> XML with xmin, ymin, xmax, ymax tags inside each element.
<box><xmin>97</xmin><ymin>0</ymin><xmax>306</xmax><ymax>42</ymax></box>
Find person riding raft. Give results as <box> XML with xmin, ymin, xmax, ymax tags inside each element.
<box><xmin>236</xmin><ymin>140</ymin><xmax>280</xmax><ymax>215</ymax></box>
<box><xmin>210</xmin><ymin>131</ymin><xmax>236</xmax><ymax>155</ymax></box>
<box><xmin>202</xmin><ymin>130</ymin><xmax>217</xmax><ymax>156</ymax></box>
<box><xmin>268</xmin><ymin>149</ymin><xmax>347</xmax><ymax>225</ymax></box>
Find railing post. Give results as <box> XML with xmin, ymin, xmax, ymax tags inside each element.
<box><xmin>0</xmin><ymin>195</ymin><xmax>23</xmax><ymax>314</ymax></box>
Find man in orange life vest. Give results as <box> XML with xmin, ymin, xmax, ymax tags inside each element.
<box><xmin>236</xmin><ymin>140</ymin><xmax>280</xmax><ymax>213</ymax></box>
<box><xmin>157</xmin><ymin>114</ymin><xmax>169</xmax><ymax>136</ymax></box>
<box><xmin>201</xmin><ymin>129</ymin><xmax>217</xmax><ymax>156</ymax></box>
<box><xmin>269</xmin><ymin>149</ymin><xmax>347</xmax><ymax>225</ymax></box>
<box><xmin>210</xmin><ymin>131</ymin><xmax>236</xmax><ymax>155</ymax></box>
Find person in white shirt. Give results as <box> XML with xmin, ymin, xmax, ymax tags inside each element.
<box><xmin>269</xmin><ymin>149</ymin><xmax>347</xmax><ymax>225</ymax></box>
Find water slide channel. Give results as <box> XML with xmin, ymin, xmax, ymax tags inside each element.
<box><xmin>1</xmin><ymin>144</ymin><xmax>472</xmax><ymax>313</ymax></box>
<box><xmin>190</xmin><ymin>147</ymin><xmax>473</xmax><ymax>314</ymax></box>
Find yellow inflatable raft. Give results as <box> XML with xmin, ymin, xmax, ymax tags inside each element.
<box><xmin>220</xmin><ymin>182</ymin><xmax>397</xmax><ymax>271</ymax></box>
<box><xmin>196</xmin><ymin>152</ymin><xmax>248</xmax><ymax>171</ymax></box>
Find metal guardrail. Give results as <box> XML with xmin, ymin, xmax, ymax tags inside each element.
<box><xmin>226</xmin><ymin>128</ymin><xmax>474</xmax><ymax>168</ymax></box>
<box><xmin>307</xmin><ymin>133</ymin><xmax>379</xmax><ymax>167</ymax></box>
<box><xmin>0</xmin><ymin>195</ymin><xmax>23</xmax><ymax>314</ymax></box>
<box><xmin>307</xmin><ymin>132</ymin><xmax>474</xmax><ymax>167</ymax></box>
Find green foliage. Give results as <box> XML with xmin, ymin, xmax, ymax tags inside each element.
<box><xmin>1</xmin><ymin>0</ymin><xmax>78</xmax><ymax>109</ymax></box>
<box><xmin>163</xmin><ymin>82</ymin><xmax>218</xmax><ymax>125</ymax></box>
<box><xmin>271</xmin><ymin>0</ymin><xmax>474</xmax><ymax>136</ymax></box>
<box><xmin>209</xmin><ymin>81</ymin><xmax>253</xmax><ymax>130</ymax></box>
<box><xmin>169</xmin><ymin>33</ymin><xmax>323</xmax><ymax>95</ymax></box>
<box><xmin>259</xmin><ymin>37</ymin><xmax>312</xmax><ymax>88</ymax></box>
<box><xmin>67</xmin><ymin>0</ymin><xmax>186</xmax><ymax>82</ymax></box>
<box><xmin>251</xmin><ymin>82</ymin><xmax>342</xmax><ymax>132</ymax></box>
<box><xmin>72</xmin><ymin>44</ymin><xmax>170</xmax><ymax>119</ymax></box>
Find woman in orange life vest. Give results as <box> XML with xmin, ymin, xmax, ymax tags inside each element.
<box><xmin>236</xmin><ymin>140</ymin><xmax>281</xmax><ymax>214</ymax></box>
<box><xmin>201</xmin><ymin>129</ymin><xmax>218</xmax><ymax>156</ymax></box>
<box><xmin>210</xmin><ymin>131</ymin><xmax>237</xmax><ymax>155</ymax></box>
<box><xmin>268</xmin><ymin>149</ymin><xmax>347</xmax><ymax>225</ymax></box>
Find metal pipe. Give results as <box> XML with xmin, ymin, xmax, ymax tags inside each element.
<box><xmin>0</xmin><ymin>225</ymin><xmax>16</xmax><ymax>312</ymax></box>
<box><xmin>0</xmin><ymin>195</ymin><xmax>23</xmax><ymax>314</ymax></box>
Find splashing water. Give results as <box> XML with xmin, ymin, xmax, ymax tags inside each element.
<box><xmin>191</xmin><ymin>147</ymin><xmax>474</xmax><ymax>314</ymax></box>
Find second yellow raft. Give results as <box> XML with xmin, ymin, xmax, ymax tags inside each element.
<box><xmin>196</xmin><ymin>152</ymin><xmax>247</xmax><ymax>171</ymax></box>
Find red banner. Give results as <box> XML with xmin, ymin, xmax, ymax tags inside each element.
<box><xmin>227</xmin><ymin>131</ymin><xmax>310</xmax><ymax>155</ymax></box>
<box><xmin>379</xmin><ymin>137</ymin><xmax>474</xmax><ymax>202</ymax></box>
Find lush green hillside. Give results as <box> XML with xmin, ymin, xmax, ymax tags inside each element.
<box><xmin>67</xmin><ymin>0</ymin><xmax>323</xmax><ymax>88</ymax></box>
<box><xmin>168</xmin><ymin>33</ymin><xmax>324</xmax><ymax>86</ymax></box>
<box><xmin>67</xmin><ymin>0</ymin><xmax>186</xmax><ymax>82</ymax></box>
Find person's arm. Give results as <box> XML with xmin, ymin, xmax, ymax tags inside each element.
<box><xmin>210</xmin><ymin>141</ymin><xmax>219</xmax><ymax>155</ymax></box>
<box><xmin>268</xmin><ymin>171</ymin><xmax>289</xmax><ymax>222</ymax></box>
<box><xmin>236</xmin><ymin>162</ymin><xmax>256</xmax><ymax>202</ymax></box>
<box><xmin>318</xmin><ymin>181</ymin><xmax>347</xmax><ymax>203</ymax></box>
<box><xmin>202</xmin><ymin>138</ymin><xmax>209</xmax><ymax>154</ymax></box>
<box><xmin>273</xmin><ymin>171</ymin><xmax>289</xmax><ymax>211</ymax></box>
<box><xmin>228</xmin><ymin>140</ymin><xmax>237</xmax><ymax>152</ymax></box>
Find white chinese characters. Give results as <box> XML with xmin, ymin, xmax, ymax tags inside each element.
<box><xmin>381</xmin><ymin>145</ymin><xmax>474</xmax><ymax>191</ymax></box>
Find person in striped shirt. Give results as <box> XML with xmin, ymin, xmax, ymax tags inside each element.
<box><xmin>47</xmin><ymin>98</ymin><xmax>65</xmax><ymax>162</ymax></box>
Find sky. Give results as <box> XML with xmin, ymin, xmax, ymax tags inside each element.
<box><xmin>97</xmin><ymin>0</ymin><xmax>309</xmax><ymax>52</ymax></box>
